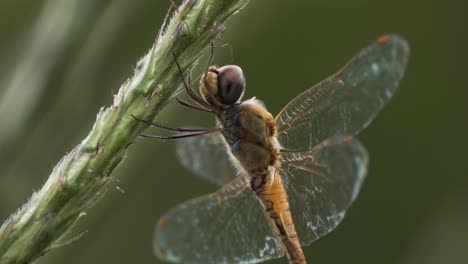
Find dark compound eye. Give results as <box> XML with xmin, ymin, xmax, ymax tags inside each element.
<box><xmin>217</xmin><ymin>65</ymin><xmax>245</xmax><ymax>105</ymax></box>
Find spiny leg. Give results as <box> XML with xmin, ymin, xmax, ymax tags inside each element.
<box><xmin>172</xmin><ymin>52</ymin><xmax>213</xmax><ymax>109</ymax></box>
<box><xmin>140</xmin><ymin>128</ymin><xmax>221</xmax><ymax>140</ymax></box>
<box><xmin>175</xmin><ymin>97</ymin><xmax>215</xmax><ymax>114</ymax></box>
<box><xmin>131</xmin><ymin>114</ymin><xmax>212</xmax><ymax>133</ymax></box>
<box><xmin>173</xmin><ymin>67</ymin><xmax>215</xmax><ymax>114</ymax></box>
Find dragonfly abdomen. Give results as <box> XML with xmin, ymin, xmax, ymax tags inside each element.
<box><xmin>252</xmin><ymin>171</ymin><xmax>307</xmax><ymax>264</ymax></box>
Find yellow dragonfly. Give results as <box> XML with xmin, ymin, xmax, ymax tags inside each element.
<box><xmin>139</xmin><ymin>34</ymin><xmax>409</xmax><ymax>264</ymax></box>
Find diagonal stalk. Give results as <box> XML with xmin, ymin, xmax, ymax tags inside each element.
<box><xmin>0</xmin><ymin>0</ymin><xmax>250</xmax><ymax>263</ymax></box>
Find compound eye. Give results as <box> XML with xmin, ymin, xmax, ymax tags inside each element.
<box><xmin>217</xmin><ymin>65</ymin><xmax>245</xmax><ymax>105</ymax></box>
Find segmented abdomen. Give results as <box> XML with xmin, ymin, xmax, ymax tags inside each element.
<box><xmin>251</xmin><ymin>170</ymin><xmax>306</xmax><ymax>264</ymax></box>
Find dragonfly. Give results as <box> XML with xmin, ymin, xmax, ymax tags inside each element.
<box><xmin>139</xmin><ymin>34</ymin><xmax>409</xmax><ymax>264</ymax></box>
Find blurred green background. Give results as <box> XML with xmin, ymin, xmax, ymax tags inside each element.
<box><xmin>0</xmin><ymin>0</ymin><xmax>467</xmax><ymax>263</ymax></box>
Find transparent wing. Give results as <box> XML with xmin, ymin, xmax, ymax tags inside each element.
<box><xmin>155</xmin><ymin>136</ymin><xmax>368</xmax><ymax>264</ymax></box>
<box><xmin>176</xmin><ymin>133</ymin><xmax>239</xmax><ymax>186</ymax></box>
<box><xmin>280</xmin><ymin>136</ymin><xmax>368</xmax><ymax>246</ymax></box>
<box><xmin>275</xmin><ymin>35</ymin><xmax>409</xmax><ymax>150</ymax></box>
<box><xmin>154</xmin><ymin>176</ymin><xmax>284</xmax><ymax>264</ymax></box>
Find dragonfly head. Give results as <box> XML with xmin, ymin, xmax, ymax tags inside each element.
<box><xmin>200</xmin><ymin>65</ymin><xmax>245</xmax><ymax>109</ymax></box>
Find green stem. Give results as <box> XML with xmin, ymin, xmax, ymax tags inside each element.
<box><xmin>0</xmin><ymin>0</ymin><xmax>249</xmax><ymax>263</ymax></box>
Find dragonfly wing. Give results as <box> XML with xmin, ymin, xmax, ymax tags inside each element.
<box><xmin>176</xmin><ymin>133</ymin><xmax>239</xmax><ymax>186</ymax></box>
<box><xmin>275</xmin><ymin>35</ymin><xmax>409</xmax><ymax>150</ymax></box>
<box><xmin>280</xmin><ymin>136</ymin><xmax>368</xmax><ymax>246</ymax></box>
<box><xmin>154</xmin><ymin>176</ymin><xmax>285</xmax><ymax>264</ymax></box>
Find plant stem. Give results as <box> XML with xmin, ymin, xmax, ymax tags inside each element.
<box><xmin>0</xmin><ymin>0</ymin><xmax>250</xmax><ymax>263</ymax></box>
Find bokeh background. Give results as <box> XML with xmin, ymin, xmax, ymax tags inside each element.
<box><xmin>0</xmin><ymin>0</ymin><xmax>467</xmax><ymax>263</ymax></box>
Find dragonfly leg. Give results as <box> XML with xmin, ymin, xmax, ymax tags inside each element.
<box><xmin>175</xmin><ymin>97</ymin><xmax>216</xmax><ymax>114</ymax></box>
<box><xmin>131</xmin><ymin>114</ymin><xmax>213</xmax><ymax>133</ymax></box>
<box><xmin>139</xmin><ymin>128</ymin><xmax>221</xmax><ymax>140</ymax></box>
<box><xmin>172</xmin><ymin>52</ymin><xmax>214</xmax><ymax>109</ymax></box>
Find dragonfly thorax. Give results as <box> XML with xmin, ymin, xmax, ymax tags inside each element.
<box><xmin>221</xmin><ymin>100</ymin><xmax>280</xmax><ymax>175</ymax></box>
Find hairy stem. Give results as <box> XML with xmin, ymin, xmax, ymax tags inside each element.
<box><xmin>0</xmin><ymin>0</ymin><xmax>249</xmax><ymax>263</ymax></box>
